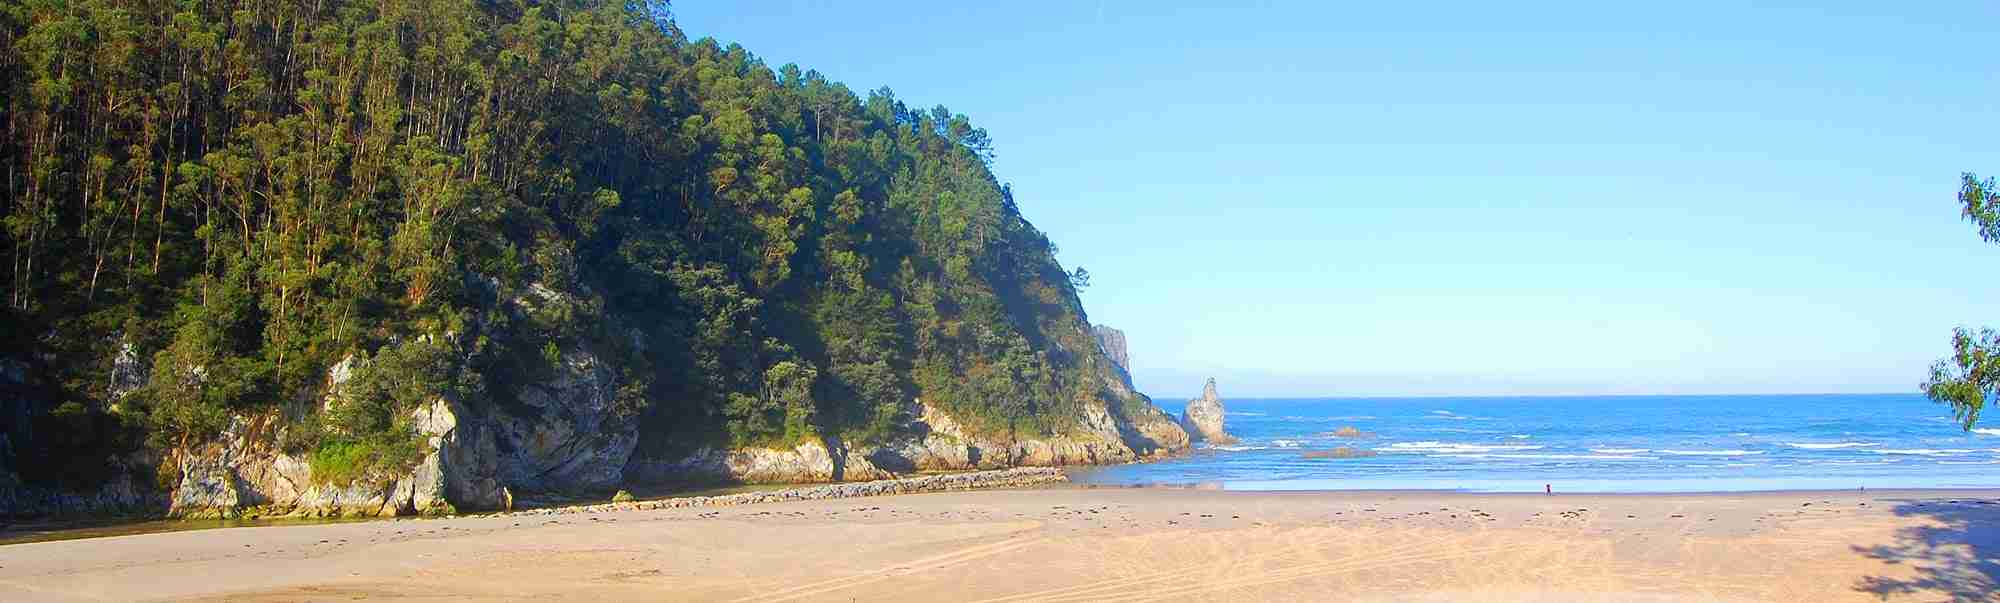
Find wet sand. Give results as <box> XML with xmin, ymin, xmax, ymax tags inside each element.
<box><xmin>2</xmin><ymin>487</ymin><xmax>1995</xmax><ymax>601</ymax></box>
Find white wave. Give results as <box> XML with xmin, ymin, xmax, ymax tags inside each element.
<box><xmin>1937</xmin><ymin>460</ymin><xmax>2000</xmax><ymax>465</ymax></box>
<box><xmin>1230</xmin><ymin>411</ymin><xmax>1268</xmax><ymax>416</ymax></box>
<box><xmin>1870</xmin><ymin>448</ymin><xmax>1977</xmax><ymax>456</ymax></box>
<box><xmin>1325</xmin><ymin>415</ymin><xmax>1377</xmax><ymax>421</ymax></box>
<box><xmin>1658</xmin><ymin>449</ymin><xmax>1764</xmax><ymax>456</ymax></box>
<box><xmin>1724</xmin><ymin>463</ymin><xmax>1757</xmax><ymax>467</ymax></box>
<box><xmin>1437</xmin><ymin>453</ymin><xmax>1655</xmax><ymax>461</ymax></box>
<box><xmin>1271</xmin><ymin>439</ymin><xmax>1305</xmax><ymax>448</ymax></box>
<box><xmin>1589</xmin><ymin>448</ymin><xmax>1649</xmax><ymax>454</ymax></box>
<box><xmin>1379</xmin><ymin>441</ymin><xmax>1543</xmax><ymax>453</ymax></box>
<box><xmin>1211</xmin><ymin>445</ymin><xmax>1266</xmax><ymax>452</ymax></box>
<box><xmin>1973</xmin><ymin>428</ymin><xmax>2000</xmax><ymax>436</ymax></box>
<box><xmin>1733</xmin><ymin>432</ymin><xmax>1750</xmax><ymax>436</ymax></box>
<box><xmin>1429</xmin><ymin>410</ymin><xmax>1469</xmax><ymax>420</ymax></box>
<box><xmin>1508</xmin><ymin>434</ymin><xmax>1532</xmax><ymax>439</ymax></box>
<box><xmin>1784</xmin><ymin>442</ymin><xmax>1880</xmax><ymax>450</ymax></box>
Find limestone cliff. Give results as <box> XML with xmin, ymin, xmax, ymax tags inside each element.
<box><xmin>1094</xmin><ymin>325</ymin><xmax>1131</xmax><ymax>376</ymax></box>
<box><xmin>1180</xmin><ymin>378</ymin><xmax>1237</xmax><ymax>445</ymax></box>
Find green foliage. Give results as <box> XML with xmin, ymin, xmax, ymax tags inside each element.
<box><xmin>1928</xmin><ymin>174</ymin><xmax>2000</xmax><ymax>429</ymax></box>
<box><xmin>0</xmin><ymin>0</ymin><xmax>1140</xmax><ymax>486</ymax></box>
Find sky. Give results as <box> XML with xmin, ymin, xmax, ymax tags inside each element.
<box><xmin>672</xmin><ymin>1</ymin><xmax>2000</xmax><ymax>398</ymax></box>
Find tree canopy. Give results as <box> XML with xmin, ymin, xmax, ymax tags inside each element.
<box><xmin>1923</xmin><ymin>174</ymin><xmax>2000</xmax><ymax>430</ymax></box>
<box><xmin>0</xmin><ymin>0</ymin><xmax>1135</xmax><ymax>489</ymax></box>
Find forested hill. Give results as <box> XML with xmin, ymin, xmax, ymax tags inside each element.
<box><xmin>0</xmin><ymin>0</ymin><xmax>1154</xmax><ymax>496</ymax></box>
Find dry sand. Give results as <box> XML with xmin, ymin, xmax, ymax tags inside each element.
<box><xmin>1</xmin><ymin>486</ymin><xmax>1995</xmax><ymax>602</ymax></box>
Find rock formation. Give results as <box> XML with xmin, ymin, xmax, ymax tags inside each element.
<box><xmin>1179</xmin><ymin>378</ymin><xmax>1237</xmax><ymax>444</ymax></box>
<box><xmin>4</xmin><ymin>319</ymin><xmax>1193</xmax><ymax>517</ymax></box>
<box><xmin>1094</xmin><ymin>325</ymin><xmax>1131</xmax><ymax>376</ymax></box>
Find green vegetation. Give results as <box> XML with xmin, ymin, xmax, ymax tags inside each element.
<box><xmin>0</xmin><ymin>0</ymin><xmax>1131</xmax><ymax>490</ymax></box>
<box><xmin>1925</xmin><ymin>174</ymin><xmax>2000</xmax><ymax>429</ymax></box>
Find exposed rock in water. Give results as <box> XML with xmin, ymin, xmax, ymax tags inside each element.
<box><xmin>1328</xmin><ymin>426</ymin><xmax>1371</xmax><ymax>438</ymax></box>
<box><xmin>1179</xmin><ymin>378</ymin><xmax>1237</xmax><ymax>445</ymax></box>
<box><xmin>1303</xmin><ymin>447</ymin><xmax>1377</xmax><ymax>459</ymax></box>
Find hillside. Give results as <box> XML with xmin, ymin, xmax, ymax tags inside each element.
<box><xmin>0</xmin><ymin>0</ymin><xmax>1185</xmax><ymax>516</ymax></box>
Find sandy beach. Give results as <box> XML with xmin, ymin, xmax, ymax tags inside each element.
<box><xmin>1</xmin><ymin>486</ymin><xmax>1994</xmax><ymax>602</ymax></box>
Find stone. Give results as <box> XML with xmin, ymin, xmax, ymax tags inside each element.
<box><xmin>1328</xmin><ymin>426</ymin><xmax>1370</xmax><ymax>438</ymax></box>
<box><xmin>1179</xmin><ymin>378</ymin><xmax>1237</xmax><ymax>444</ymax></box>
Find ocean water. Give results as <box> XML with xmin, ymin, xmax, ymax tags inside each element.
<box><xmin>1071</xmin><ymin>394</ymin><xmax>2000</xmax><ymax>492</ymax></box>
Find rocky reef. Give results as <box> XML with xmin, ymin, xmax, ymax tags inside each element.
<box><xmin>1179</xmin><ymin>378</ymin><xmax>1237</xmax><ymax>445</ymax></box>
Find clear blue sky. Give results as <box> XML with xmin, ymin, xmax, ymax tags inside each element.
<box><xmin>673</xmin><ymin>1</ymin><xmax>2000</xmax><ymax>398</ymax></box>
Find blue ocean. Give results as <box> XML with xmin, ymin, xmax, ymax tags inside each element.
<box><xmin>1072</xmin><ymin>393</ymin><xmax>2000</xmax><ymax>492</ymax></box>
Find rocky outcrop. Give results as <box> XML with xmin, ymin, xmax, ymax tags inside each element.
<box><xmin>1094</xmin><ymin>325</ymin><xmax>1131</xmax><ymax>376</ymax></box>
<box><xmin>166</xmin><ymin>398</ymin><xmax>512</xmax><ymax>518</ymax></box>
<box><xmin>489</xmin><ymin>346</ymin><xmax>637</xmax><ymax>493</ymax></box>
<box><xmin>164</xmin><ymin>330</ymin><xmax>629</xmax><ymax>518</ymax></box>
<box><xmin>1179</xmin><ymin>378</ymin><xmax>1236</xmax><ymax>444</ymax></box>
<box><xmin>629</xmin><ymin>438</ymin><xmax>895</xmax><ymax>484</ymax></box>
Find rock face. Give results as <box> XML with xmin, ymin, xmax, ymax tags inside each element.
<box><xmin>1094</xmin><ymin>325</ymin><xmax>1131</xmax><ymax>376</ymax></box>
<box><xmin>166</xmin><ymin>397</ymin><xmax>514</xmax><ymax>518</ymax></box>
<box><xmin>5</xmin><ymin>317</ymin><xmax>1186</xmax><ymax>516</ymax></box>
<box><xmin>163</xmin><ymin>330</ymin><xmax>626</xmax><ymax>518</ymax></box>
<box><xmin>1179</xmin><ymin>378</ymin><xmax>1236</xmax><ymax>445</ymax></box>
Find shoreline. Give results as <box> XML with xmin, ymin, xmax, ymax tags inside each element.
<box><xmin>1065</xmin><ymin>480</ymin><xmax>2000</xmax><ymax>496</ymax></box>
<box><xmin>3</xmin><ymin>486</ymin><xmax>1994</xmax><ymax>601</ymax></box>
<box><xmin>9</xmin><ymin>465</ymin><xmax>2000</xmax><ymax>547</ymax></box>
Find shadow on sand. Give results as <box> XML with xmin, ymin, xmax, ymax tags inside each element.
<box><xmin>1852</xmin><ymin>497</ymin><xmax>2000</xmax><ymax>602</ymax></box>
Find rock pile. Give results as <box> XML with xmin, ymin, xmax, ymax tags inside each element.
<box><xmin>511</xmin><ymin>467</ymin><xmax>1069</xmax><ymax>515</ymax></box>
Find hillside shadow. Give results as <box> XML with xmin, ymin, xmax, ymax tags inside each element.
<box><xmin>1852</xmin><ymin>497</ymin><xmax>2000</xmax><ymax>602</ymax></box>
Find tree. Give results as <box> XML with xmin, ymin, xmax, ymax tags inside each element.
<box><xmin>1924</xmin><ymin>174</ymin><xmax>2000</xmax><ymax>429</ymax></box>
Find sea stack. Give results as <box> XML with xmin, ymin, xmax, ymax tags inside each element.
<box><xmin>1180</xmin><ymin>378</ymin><xmax>1237</xmax><ymax>444</ymax></box>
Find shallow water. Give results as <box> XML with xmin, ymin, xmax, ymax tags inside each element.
<box><xmin>1074</xmin><ymin>393</ymin><xmax>2000</xmax><ymax>492</ymax></box>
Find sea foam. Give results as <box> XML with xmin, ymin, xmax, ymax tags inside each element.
<box><xmin>1658</xmin><ymin>449</ymin><xmax>1764</xmax><ymax>456</ymax></box>
<box><xmin>1784</xmin><ymin>442</ymin><xmax>1879</xmax><ymax>450</ymax></box>
<box><xmin>1379</xmin><ymin>441</ymin><xmax>1543</xmax><ymax>453</ymax></box>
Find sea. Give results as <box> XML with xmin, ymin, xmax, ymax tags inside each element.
<box><xmin>1070</xmin><ymin>393</ymin><xmax>2000</xmax><ymax>493</ymax></box>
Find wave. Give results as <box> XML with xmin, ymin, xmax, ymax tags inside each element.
<box><xmin>1508</xmin><ymin>434</ymin><xmax>1532</xmax><ymax>439</ymax></box>
<box><xmin>1658</xmin><ymin>449</ymin><xmax>1765</xmax><ymax>456</ymax></box>
<box><xmin>1211</xmin><ymin>445</ymin><xmax>1267</xmax><ymax>452</ymax></box>
<box><xmin>1436</xmin><ymin>453</ymin><xmax>1656</xmax><ymax>461</ymax></box>
<box><xmin>1974</xmin><ymin>428</ymin><xmax>2000</xmax><ymax>436</ymax></box>
<box><xmin>1379</xmin><ymin>441</ymin><xmax>1544</xmax><ymax>453</ymax></box>
<box><xmin>1271</xmin><ymin>439</ymin><xmax>1305</xmax><ymax>448</ymax></box>
<box><xmin>1784</xmin><ymin>442</ymin><xmax>1880</xmax><ymax>450</ymax></box>
<box><xmin>1230</xmin><ymin>411</ymin><xmax>1268</xmax><ymax>417</ymax></box>
<box><xmin>1870</xmin><ymin>448</ymin><xmax>1977</xmax><ymax>456</ymax></box>
<box><xmin>1590</xmin><ymin>448</ymin><xmax>1649</xmax><ymax>454</ymax></box>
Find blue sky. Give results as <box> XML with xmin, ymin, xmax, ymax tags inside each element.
<box><xmin>673</xmin><ymin>2</ymin><xmax>2000</xmax><ymax>398</ymax></box>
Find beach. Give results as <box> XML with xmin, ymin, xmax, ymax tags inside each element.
<box><xmin>2</xmin><ymin>486</ymin><xmax>1994</xmax><ymax>602</ymax></box>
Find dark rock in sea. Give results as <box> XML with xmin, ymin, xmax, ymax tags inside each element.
<box><xmin>1327</xmin><ymin>426</ymin><xmax>1372</xmax><ymax>438</ymax></box>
